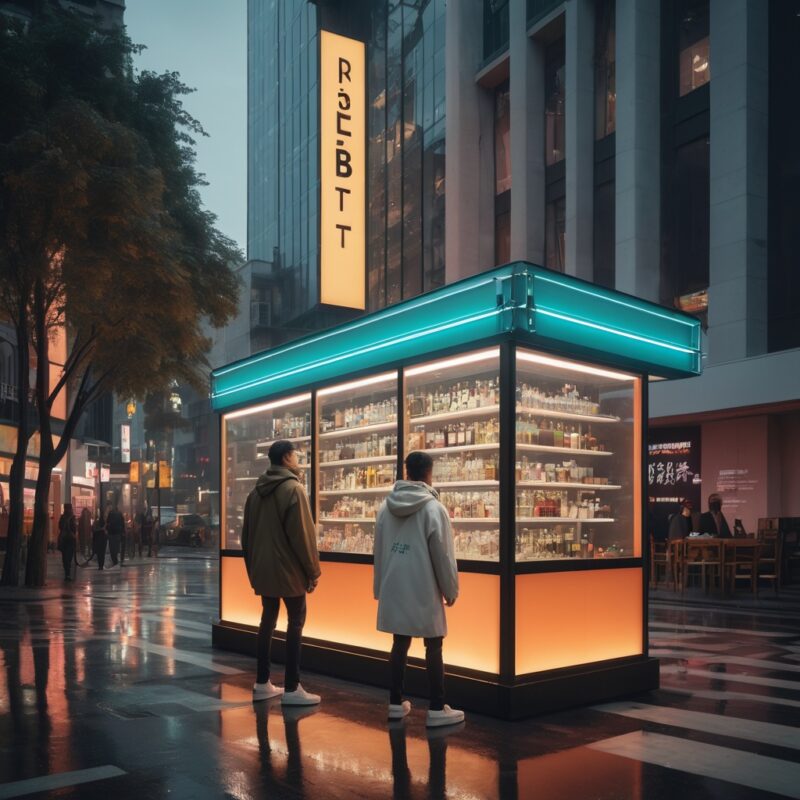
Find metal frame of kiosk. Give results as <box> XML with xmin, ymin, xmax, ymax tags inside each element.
<box><xmin>211</xmin><ymin>263</ymin><xmax>701</xmax><ymax>719</ymax></box>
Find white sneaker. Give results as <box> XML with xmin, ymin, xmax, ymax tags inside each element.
<box><xmin>426</xmin><ymin>704</ymin><xmax>464</xmax><ymax>727</ymax></box>
<box><xmin>253</xmin><ymin>680</ymin><xmax>283</xmax><ymax>700</ymax></box>
<box><xmin>281</xmin><ymin>683</ymin><xmax>321</xmax><ymax>706</ymax></box>
<box><xmin>388</xmin><ymin>700</ymin><xmax>411</xmax><ymax>720</ymax></box>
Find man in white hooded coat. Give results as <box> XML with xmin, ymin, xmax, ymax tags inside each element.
<box><xmin>373</xmin><ymin>451</ymin><xmax>463</xmax><ymax>727</ymax></box>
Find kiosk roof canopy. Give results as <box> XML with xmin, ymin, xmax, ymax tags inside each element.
<box><xmin>212</xmin><ymin>263</ymin><xmax>701</xmax><ymax>411</ymax></box>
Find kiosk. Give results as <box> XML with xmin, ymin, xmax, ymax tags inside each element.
<box><xmin>212</xmin><ymin>263</ymin><xmax>701</xmax><ymax>718</ymax></box>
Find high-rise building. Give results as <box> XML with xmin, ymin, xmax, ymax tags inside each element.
<box><xmin>242</xmin><ymin>0</ymin><xmax>800</xmax><ymax>532</ymax></box>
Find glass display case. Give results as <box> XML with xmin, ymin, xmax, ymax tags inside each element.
<box><xmin>223</xmin><ymin>394</ymin><xmax>312</xmax><ymax>549</ymax></box>
<box><xmin>213</xmin><ymin>262</ymin><xmax>701</xmax><ymax>719</ymax></box>
<box><xmin>316</xmin><ymin>373</ymin><xmax>398</xmax><ymax>554</ymax></box>
<box><xmin>405</xmin><ymin>349</ymin><xmax>501</xmax><ymax>561</ymax></box>
<box><xmin>515</xmin><ymin>349</ymin><xmax>638</xmax><ymax>562</ymax></box>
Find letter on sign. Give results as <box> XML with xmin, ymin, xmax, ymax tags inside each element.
<box><xmin>320</xmin><ymin>30</ymin><xmax>365</xmax><ymax>310</ymax></box>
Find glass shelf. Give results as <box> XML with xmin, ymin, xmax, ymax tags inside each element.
<box><xmin>319</xmin><ymin>487</ymin><xmax>393</xmax><ymax>496</ymax></box>
<box><xmin>434</xmin><ymin>480</ymin><xmax>499</xmax><ymax>490</ymax></box>
<box><xmin>409</xmin><ymin>404</ymin><xmax>500</xmax><ymax>425</ymax></box>
<box><xmin>517</xmin><ymin>481</ymin><xmax>621</xmax><ymax>490</ymax></box>
<box><xmin>319</xmin><ymin>455</ymin><xmax>397</xmax><ymax>468</ymax></box>
<box><xmin>319</xmin><ymin>421</ymin><xmax>397</xmax><ymax>439</ymax></box>
<box><xmin>516</xmin><ymin>517</ymin><xmax>616</xmax><ymax>524</ymax></box>
<box><xmin>421</xmin><ymin>443</ymin><xmax>499</xmax><ymax>455</ymax></box>
<box><xmin>516</xmin><ymin>405</ymin><xmax>620</xmax><ymax>423</ymax></box>
<box><xmin>319</xmin><ymin>517</ymin><xmax>376</xmax><ymax>524</ymax></box>
<box><xmin>515</xmin><ymin>443</ymin><xmax>613</xmax><ymax>457</ymax></box>
<box><xmin>449</xmin><ymin>517</ymin><xmax>500</xmax><ymax>524</ymax></box>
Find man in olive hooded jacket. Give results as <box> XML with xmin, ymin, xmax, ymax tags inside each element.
<box><xmin>241</xmin><ymin>440</ymin><xmax>322</xmax><ymax>705</ymax></box>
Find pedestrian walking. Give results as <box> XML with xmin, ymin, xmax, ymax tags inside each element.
<box><xmin>241</xmin><ymin>440</ymin><xmax>322</xmax><ymax>705</ymax></box>
<box><xmin>92</xmin><ymin>512</ymin><xmax>108</xmax><ymax>570</ymax></box>
<box><xmin>57</xmin><ymin>503</ymin><xmax>77</xmax><ymax>581</ymax></box>
<box><xmin>106</xmin><ymin>504</ymin><xmax>125</xmax><ymax>566</ymax></box>
<box><xmin>141</xmin><ymin>510</ymin><xmax>154</xmax><ymax>557</ymax></box>
<box><xmin>78</xmin><ymin>507</ymin><xmax>92</xmax><ymax>558</ymax></box>
<box><xmin>373</xmin><ymin>451</ymin><xmax>463</xmax><ymax>727</ymax></box>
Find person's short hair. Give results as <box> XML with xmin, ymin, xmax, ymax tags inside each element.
<box><xmin>268</xmin><ymin>439</ymin><xmax>296</xmax><ymax>466</ymax></box>
<box><xmin>708</xmin><ymin>492</ymin><xmax>722</xmax><ymax>506</ymax></box>
<box><xmin>405</xmin><ymin>451</ymin><xmax>433</xmax><ymax>481</ymax></box>
<box><xmin>680</xmin><ymin>499</ymin><xmax>693</xmax><ymax>510</ymax></box>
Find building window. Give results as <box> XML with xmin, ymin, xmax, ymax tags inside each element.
<box><xmin>494</xmin><ymin>81</ymin><xmax>511</xmax><ymax>265</ymax></box>
<box><xmin>678</xmin><ymin>0</ymin><xmax>709</xmax><ymax>96</ymax></box>
<box><xmin>595</xmin><ymin>0</ymin><xmax>616</xmax><ymax>139</ymax></box>
<box><xmin>593</xmin><ymin>180</ymin><xmax>615</xmax><ymax>289</ymax></box>
<box><xmin>545</xmin><ymin>195</ymin><xmax>566</xmax><ymax>271</ymax></box>
<box><xmin>484</xmin><ymin>0</ymin><xmax>510</xmax><ymax>62</ymax></box>
<box><xmin>768</xmin><ymin>0</ymin><xmax>800</xmax><ymax>351</ymax></box>
<box><xmin>665</xmin><ymin>137</ymin><xmax>710</xmax><ymax>314</ymax></box>
<box><xmin>545</xmin><ymin>38</ymin><xmax>565</xmax><ymax>165</ymax></box>
<box><xmin>495</xmin><ymin>82</ymin><xmax>511</xmax><ymax>194</ymax></box>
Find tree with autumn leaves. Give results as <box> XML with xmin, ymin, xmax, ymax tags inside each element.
<box><xmin>0</xmin><ymin>10</ymin><xmax>240</xmax><ymax>585</ymax></box>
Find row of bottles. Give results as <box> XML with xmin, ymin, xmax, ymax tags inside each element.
<box><xmin>453</xmin><ymin>529</ymin><xmax>499</xmax><ymax>560</ymax></box>
<box><xmin>516</xmin><ymin>418</ymin><xmax>605</xmax><ymax>450</ymax></box>
<box><xmin>317</xmin><ymin>524</ymin><xmax>373</xmax><ymax>554</ymax></box>
<box><xmin>515</xmin><ymin>458</ymin><xmax>608</xmax><ymax>485</ymax></box>
<box><xmin>433</xmin><ymin>455</ymin><xmax>498</xmax><ymax>483</ymax></box>
<box><xmin>320</xmin><ymin>397</ymin><xmax>397</xmax><ymax>432</ymax></box>
<box><xmin>320</xmin><ymin>464</ymin><xmax>396</xmax><ymax>491</ymax></box>
<box><xmin>516</xmin><ymin>526</ymin><xmax>593</xmax><ymax>560</ymax></box>
<box><xmin>517</xmin><ymin>382</ymin><xmax>602</xmax><ymax>416</ymax></box>
<box><xmin>320</xmin><ymin>496</ymin><xmax>381</xmax><ymax>519</ymax></box>
<box><xmin>439</xmin><ymin>490</ymin><xmax>499</xmax><ymax>519</ymax></box>
<box><xmin>516</xmin><ymin>489</ymin><xmax>612</xmax><ymax>519</ymax></box>
<box><xmin>407</xmin><ymin>418</ymin><xmax>500</xmax><ymax>450</ymax></box>
<box><xmin>407</xmin><ymin>378</ymin><xmax>499</xmax><ymax>418</ymax></box>
<box><xmin>320</xmin><ymin>434</ymin><xmax>397</xmax><ymax>462</ymax></box>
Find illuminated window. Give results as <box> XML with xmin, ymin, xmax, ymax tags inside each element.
<box><xmin>678</xmin><ymin>0</ymin><xmax>710</xmax><ymax>96</ymax></box>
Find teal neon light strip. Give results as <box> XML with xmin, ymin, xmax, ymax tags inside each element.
<box><xmin>212</xmin><ymin>262</ymin><xmax>701</xmax><ymax>411</ymax></box>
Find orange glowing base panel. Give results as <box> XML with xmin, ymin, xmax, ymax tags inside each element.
<box><xmin>221</xmin><ymin>557</ymin><xmax>500</xmax><ymax>674</ymax></box>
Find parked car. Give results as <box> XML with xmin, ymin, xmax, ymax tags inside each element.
<box><xmin>164</xmin><ymin>513</ymin><xmax>210</xmax><ymax>547</ymax></box>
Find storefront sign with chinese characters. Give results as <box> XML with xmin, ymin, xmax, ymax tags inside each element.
<box><xmin>647</xmin><ymin>426</ymin><xmax>702</xmax><ymax>510</ymax></box>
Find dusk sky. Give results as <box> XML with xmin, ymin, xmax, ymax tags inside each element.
<box><xmin>124</xmin><ymin>0</ymin><xmax>247</xmax><ymax>256</ymax></box>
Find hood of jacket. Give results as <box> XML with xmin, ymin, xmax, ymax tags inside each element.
<box><xmin>255</xmin><ymin>466</ymin><xmax>300</xmax><ymax>498</ymax></box>
<box><xmin>385</xmin><ymin>480</ymin><xmax>439</xmax><ymax>518</ymax></box>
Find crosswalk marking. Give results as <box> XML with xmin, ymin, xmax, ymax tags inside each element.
<box><xmin>594</xmin><ymin>701</ymin><xmax>800</xmax><ymax>750</ymax></box>
<box><xmin>660</xmin><ymin>664</ymin><xmax>800</xmax><ymax>691</ymax></box>
<box><xmin>661</xmin><ymin>686</ymin><xmax>800</xmax><ymax>709</ymax></box>
<box><xmin>0</xmin><ymin>766</ymin><xmax>126</xmax><ymax>799</ymax></box>
<box><xmin>650</xmin><ymin>649</ymin><xmax>800</xmax><ymax>673</ymax></box>
<box><xmin>589</xmin><ymin>731</ymin><xmax>800</xmax><ymax>799</ymax></box>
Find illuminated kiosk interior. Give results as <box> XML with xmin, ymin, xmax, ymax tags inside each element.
<box><xmin>212</xmin><ymin>263</ymin><xmax>701</xmax><ymax>718</ymax></box>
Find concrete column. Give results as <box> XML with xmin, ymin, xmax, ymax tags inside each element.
<box><xmin>614</xmin><ymin>0</ymin><xmax>660</xmax><ymax>301</ymax></box>
<box><xmin>707</xmin><ymin>0</ymin><xmax>768</xmax><ymax>363</ymax></box>
<box><xmin>445</xmin><ymin>0</ymin><xmax>495</xmax><ymax>282</ymax></box>
<box><xmin>509</xmin><ymin>0</ymin><xmax>546</xmax><ymax>264</ymax></box>
<box><xmin>564</xmin><ymin>0</ymin><xmax>594</xmax><ymax>281</ymax></box>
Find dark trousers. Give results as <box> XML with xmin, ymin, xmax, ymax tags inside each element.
<box><xmin>257</xmin><ymin>595</ymin><xmax>306</xmax><ymax>691</ymax></box>
<box><xmin>94</xmin><ymin>535</ymin><xmax>107</xmax><ymax>569</ymax></box>
<box><xmin>61</xmin><ymin>545</ymin><xmax>74</xmax><ymax>579</ymax></box>
<box><xmin>108</xmin><ymin>534</ymin><xmax>121</xmax><ymax>565</ymax></box>
<box><xmin>389</xmin><ymin>635</ymin><xmax>445</xmax><ymax>711</ymax></box>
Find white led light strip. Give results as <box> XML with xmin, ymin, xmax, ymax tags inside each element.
<box><xmin>318</xmin><ymin>371</ymin><xmax>397</xmax><ymax>397</ymax></box>
<box><xmin>516</xmin><ymin>350</ymin><xmax>633</xmax><ymax>381</ymax></box>
<box><xmin>405</xmin><ymin>348</ymin><xmax>500</xmax><ymax>377</ymax></box>
<box><xmin>223</xmin><ymin>393</ymin><xmax>311</xmax><ymax>421</ymax></box>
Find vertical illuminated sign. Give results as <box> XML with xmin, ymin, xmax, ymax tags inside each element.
<box><xmin>120</xmin><ymin>423</ymin><xmax>131</xmax><ymax>463</ymax></box>
<box><xmin>320</xmin><ymin>30</ymin><xmax>365</xmax><ymax>310</ymax></box>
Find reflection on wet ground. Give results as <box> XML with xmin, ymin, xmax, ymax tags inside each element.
<box><xmin>0</xmin><ymin>550</ymin><xmax>798</xmax><ymax>799</ymax></box>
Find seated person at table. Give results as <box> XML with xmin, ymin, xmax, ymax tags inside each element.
<box><xmin>698</xmin><ymin>493</ymin><xmax>732</xmax><ymax>538</ymax></box>
<box><xmin>668</xmin><ymin>499</ymin><xmax>694</xmax><ymax>540</ymax></box>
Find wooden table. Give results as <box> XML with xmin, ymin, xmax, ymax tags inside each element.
<box><xmin>670</xmin><ymin>537</ymin><xmax>761</xmax><ymax>594</ymax></box>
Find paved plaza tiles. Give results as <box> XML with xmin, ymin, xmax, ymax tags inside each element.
<box><xmin>0</xmin><ymin>552</ymin><xmax>798</xmax><ymax>799</ymax></box>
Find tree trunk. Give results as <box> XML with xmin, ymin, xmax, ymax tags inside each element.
<box><xmin>26</xmin><ymin>278</ymin><xmax>53</xmax><ymax>588</ymax></box>
<box><xmin>25</xmin><ymin>457</ymin><xmax>53</xmax><ymax>587</ymax></box>
<box><xmin>0</xmin><ymin>311</ymin><xmax>32</xmax><ymax>587</ymax></box>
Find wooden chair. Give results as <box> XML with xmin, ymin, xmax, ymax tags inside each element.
<box><xmin>723</xmin><ymin>539</ymin><xmax>760</xmax><ymax>595</ymax></box>
<box><xmin>669</xmin><ymin>539</ymin><xmax>685</xmax><ymax>591</ymax></box>
<box><xmin>779</xmin><ymin>522</ymin><xmax>800</xmax><ymax>585</ymax></box>
<box><xmin>649</xmin><ymin>534</ymin><xmax>670</xmax><ymax>588</ymax></box>
<box><xmin>757</xmin><ymin>529</ymin><xmax>782</xmax><ymax>595</ymax></box>
<box><xmin>683</xmin><ymin>539</ymin><xmax>723</xmax><ymax>593</ymax></box>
